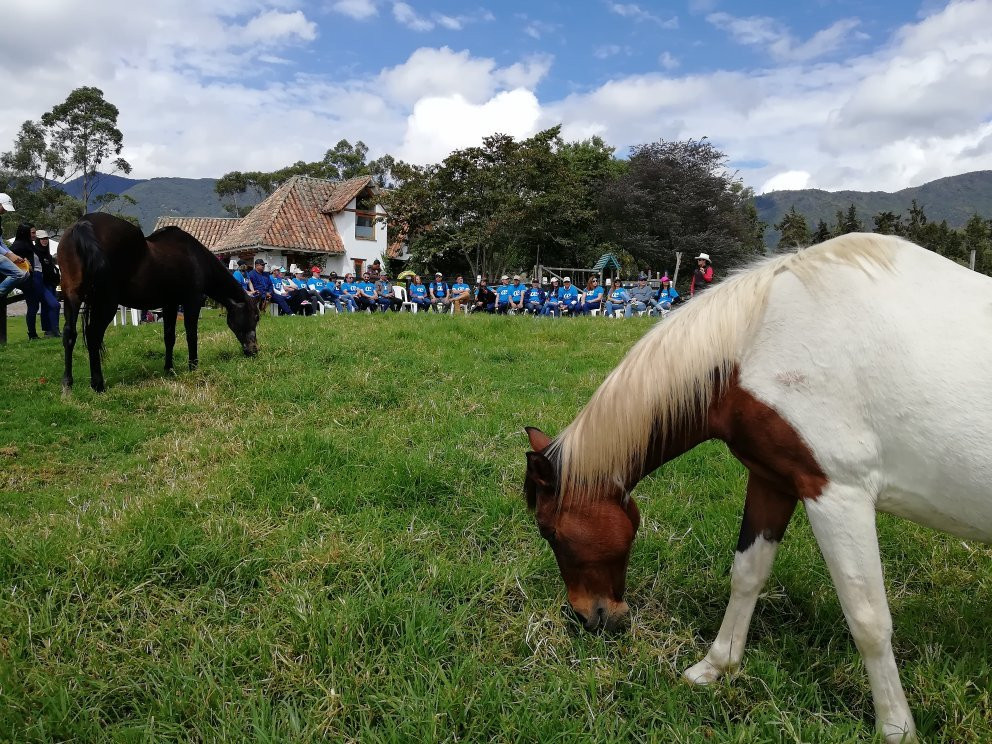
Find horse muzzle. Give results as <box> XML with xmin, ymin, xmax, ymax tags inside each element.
<box><xmin>572</xmin><ymin>599</ymin><xmax>630</xmax><ymax>633</ymax></box>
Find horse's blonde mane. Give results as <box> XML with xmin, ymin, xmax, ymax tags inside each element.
<box><xmin>549</xmin><ymin>232</ymin><xmax>899</xmax><ymax>505</ymax></box>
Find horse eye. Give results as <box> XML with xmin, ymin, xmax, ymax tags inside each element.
<box><xmin>538</xmin><ymin>524</ymin><xmax>557</xmax><ymax>543</ymax></box>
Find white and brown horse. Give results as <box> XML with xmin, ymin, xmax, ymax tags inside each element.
<box><xmin>524</xmin><ymin>233</ymin><xmax>992</xmax><ymax>743</ymax></box>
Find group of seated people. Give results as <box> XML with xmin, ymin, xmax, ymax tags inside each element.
<box><xmin>476</xmin><ymin>273</ymin><xmax>681</xmax><ymax>317</ymax></box>
<box><xmin>232</xmin><ymin>259</ymin><xmax>682</xmax><ymax>318</ymax></box>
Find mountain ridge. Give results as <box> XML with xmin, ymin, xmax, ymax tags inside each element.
<box><xmin>755</xmin><ymin>170</ymin><xmax>992</xmax><ymax>246</ymax></box>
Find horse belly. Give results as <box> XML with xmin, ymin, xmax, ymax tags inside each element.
<box><xmin>877</xmin><ymin>485</ymin><xmax>992</xmax><ymax>542</ymax></box>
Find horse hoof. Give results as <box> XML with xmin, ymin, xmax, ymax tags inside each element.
<box><xmin>683</xmin><ymin>658</ymin><xmax>725</xmax><ymax>686</ymax></box>
<box><xmin>880</xmin><ymin>720</ymin><xmax>917</xmax><ymax>743</ymax></box>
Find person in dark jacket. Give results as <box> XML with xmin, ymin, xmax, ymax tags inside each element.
<box><xmin>690</xmin><ymin>253</ymin><xmax>714</xmax><ymax>296</ymax></box>
<box><xmin>12</xmin><ymin>224</ymin><xmax>61</xmax><ymax>339</ymax></box>
<box><xmin>473</xmin><ymin>278</ymin><xmax>496</xmax><ymax>313</ymax></box>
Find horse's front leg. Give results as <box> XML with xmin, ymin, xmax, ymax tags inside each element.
<box><xmin>61</xmin><ymin>298</ymin><xmax>81</xmax><ymax>390</ymax></box>
<box><xmin>685</xmin><ymin>473</ymin><xmax>796</xmax><ymax>684</ymax></box>
<box><xmin>183</xmin><ymin>301</ymin><xmax>202</xmax><ymax>371</ymax></box>
<box><xmin>805</xmin><ymin>484</ymin><xmax>915</xmax><ymax>743</ymax></box>
<box><xmin>162</xmin><ymin>305</ymin><xmax>178</xmax><ymax>373</ymax></box>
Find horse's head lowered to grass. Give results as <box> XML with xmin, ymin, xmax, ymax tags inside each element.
<box><xmin>524</xmin><ymin>426</ymin><xmax>640</xmax><ymax>632</ymax></box>
<box><xmin>226</xmin><ymin>296</ymin><xmax>260</xmax><ymax>357</ymax></box>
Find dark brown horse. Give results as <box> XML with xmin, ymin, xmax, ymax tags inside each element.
<box><xmin>58</xmin><ymin>213</ymin><xmax>259</xmax><ymax>391</ymax></box>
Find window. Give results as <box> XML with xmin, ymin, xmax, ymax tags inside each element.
<box><xmin>355</xmin><ymin>191</ymin><xmax>376</xmax><ymax>240</ymax></box>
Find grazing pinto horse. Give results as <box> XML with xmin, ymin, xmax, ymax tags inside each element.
<box><xmin>524</xmin><ymin>233</ymin><xmax>992</xmax><ymax>743</ymax></box>
<box><xmin>58</xmin><ymin>213</ymin><xmax>259</xmax><ymax>391</ymax></box>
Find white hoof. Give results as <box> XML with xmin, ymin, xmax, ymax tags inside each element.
<box><xmin>683</xmin><ymin>658</ymin><xmax>725</xmax><ymax>685</ymax></box>
<box><xmin>880</xmin><ymin>720</ymin><xmax>917</xmax><ymax>743</ymax></box>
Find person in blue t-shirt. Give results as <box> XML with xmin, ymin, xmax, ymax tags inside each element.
<box><xmin>541</xmin><ymin>278</ymin><xmax>561</xmax><ymax>316</ymax></box>
<box><xmin>508</xmin><ymin>275</ymin><xmax>526</xmax><ymax>313</ymax></box>
<box><xmin>580</xmin><ymin>277</ymin><xmax>604</xmax><ymax>315</ymax></box>
<box><xmin>605</xmin><ymin>280</ymin><xmax>632</xmax><ymax>317</ymax></box>
<box><xmin>292</xmin><ymin>268</ymin><xmax>323</xmax><ymax>310</ymax></box>
<box><xmin>339</xmin><ymin>273</ymin><xmax>362</xmax><ymax>313</ymax></box>
<box><xmin>232</xmin><ymin>261</ymin><xmax>257</xmax><ymax>299</ymax></box>
<box><xmin>494</xmin><ymin>275</ymin><xmax>513</xmax><ymax>314</ymax></box>
<box><xmin>429</xmin><ymin>272</ymin><xmax>451</xmax><ymax>313</ymax></box>
<box><xmin>450</xmin><ymin>275</ymin><xmax>471</xmax><ymax>314</ymax></box>
<box><xmin>523</xmin><ymin>278</ymin><xmax>546</xmax><ymax>314</ymax></box>
<box><xmin>307</xmin><ymin>266</ymin><xmax>344</xmax><ymax>312</ymax></box>
<box><xmin>557</xmin><ymin>277</ymin><xmax>581</xmax><ymax>315</ymax></box>
<box><xmin>355</xmin><ymin>272</ymin><xmax>378</xmax><ymax>312</ymax></box>
<box><xmin>408</xmin><ymin>275</ymin><xmax>430</xmax><ymax>312</ymax></box>
<box><xmin>657</xmin><ymin>275</ymin><xmax>680</xmax><ymax>313</ymax></box>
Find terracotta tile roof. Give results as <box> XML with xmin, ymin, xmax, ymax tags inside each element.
<box><xmin>321</xmin><ymin>175</ymin><xmax>373</xmax><ymax>213</ymax></box>
<box><xmin>152</xmin><ymin>216</ymin><xmax>242</xmax><ymax>248</ymax></box>
<box><xmin>214</xmin><ymin>175</ymin><xmax>345</xmax><ymax>255</ymax></box>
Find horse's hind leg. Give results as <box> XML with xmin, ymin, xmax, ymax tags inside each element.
<box><xmin>162</xmin><ymin>305</ymin><xmax>178</xmax><ymax>373</ymax></box>
<box><xmin>86</xmin><ymin>303</ymin><xmax>117</xmax><ymax>392</ymax></box>
<box><xmin>62</xmin><ymin>298</ymin><xmax>81</xmax><ymax>390</ymax></box>
<box><xmin>805</xmin><ymin>484</ymin><xmax>915</xmax><ymax>743</ymax></box>
<box><xmin>183</xmin><ymin>300</ymin><xmax>202</xmax><ymax>371</ymax></box>
<box><xmin>685</xmin><ymin>473</ymin><xmax>796</xmax><ymax>684</ymax></box>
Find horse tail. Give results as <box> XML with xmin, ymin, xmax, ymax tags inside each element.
<box><xmin>67</xmin><ymin>220</ymin><xmax>111</xmax><ymax>347</ymax></box>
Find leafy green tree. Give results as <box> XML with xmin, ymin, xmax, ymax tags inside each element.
<box><xmin>872</xmin><ymin>211</ymin><xmax>902</xmax><ymax>235</ymax></box>
<box><xmin>1</xmin><ymin>86</ymin><xmax>131</xmax><ymax>224</ymax></box>
<box><xmin>383</xmin><ymin>127</ymin><xmax>593</xmax><ymax>279</ymax></box>
<box><xmin>812</xmin><ymin>219</ymin><xmax>832</xmax><ymax>244</ymax></box>
<box><xmin>600</xmin><ymin>137</ymin><xmax>764</xmax><ymax>275</ymax></box>
<box><xmin>963</xmin><ymin>213</ymin><xmax>992</xmax><ymax>274</ymax></box>
<box><xmin>774</xmin><ymin>206</ymin><xmax>811</xmax><ymax>250</ymax></box>
<box><xmin>904</xmin><ymin>199</ymin><xmax>928</xmax><ymax>244</ymax></box>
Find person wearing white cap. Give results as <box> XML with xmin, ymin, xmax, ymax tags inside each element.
<box><xmin>494</xmin><ymin>275</ymin><xmax>512</xmax><ymax>314</ymax></box>
<box><xmin>429</xmin><ymin>271</ymin><xmax>451</xmax><ymax>312</ymax></box>
<box><xmin>558</xmin><ymin>276</ymin><xmax>581</xmax><ymax>315</ymax></box>
<box><xmin>690</xmin><ymin>252</ymin><xmax>714</xmax><ymax>297</ymax></box>
<box><xmin>0</xmin><ymin>193</ymin><xmax>29</xmax><ymax>299</ymax></box>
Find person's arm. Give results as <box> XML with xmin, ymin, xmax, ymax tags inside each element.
<box><xmin>703</xmin><ymin>266</ymin><xmax>714</xmax><ymax>284</ymax></box>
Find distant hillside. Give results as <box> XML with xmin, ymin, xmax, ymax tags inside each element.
<box><xmin>61</xmin><ymin>173</ymin><xmax>146</xmax><ymax>202</ymax></box>
<box><xmin>755</xmin><ymin>171</ymin><xmax>992</xmax><ymax>247</ymax></box>
<box><xmin>102</xmin><ymin>177</ymin><xmax>246</xmax><ymax>233</ymax></box>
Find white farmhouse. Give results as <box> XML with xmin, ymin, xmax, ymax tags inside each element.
<box><xmin>154</xmin><ymin>175</ymin><xmax>403</xmax><ymax>275</ymax></box>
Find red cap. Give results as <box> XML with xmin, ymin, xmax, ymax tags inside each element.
<box><xmin>311</xmin><ymin>266</ymin><xmax>321</xmax><ymax>273</ymax></box>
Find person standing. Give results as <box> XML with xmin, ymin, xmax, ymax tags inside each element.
<box><xmin>0</xmin><ymin>194</ymin><xmax>28</xmax><ymax>300</ymax></box>
<box><xmin>690</xmin><ymin>253</ymin><xmax>714</xmax><ymax>296</ymax></box>
<box><xmin>33</xmin><ymin>229</ymin><xmax>62</xmax><ymax>337</ymax></box>
<box><xmin>13</xmin><ymin>223</ymin><xmax>60</xmax><ymax>339</ymax></box>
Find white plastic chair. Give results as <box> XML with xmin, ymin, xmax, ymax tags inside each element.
<box><xmin>395</xmin><ymin>285</ymin><xmax>417</xmax><ymax>313</ymax></box>
<box><xmin>112</xmin><ymin>305</ymin><xmax>128</xmax><ymax>326</ymax></box>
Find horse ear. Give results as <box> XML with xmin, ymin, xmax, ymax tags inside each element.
<box><xmin>525</xmin><ymin>426</ymin><xmax>552</xmax><ymax>452</ymax></box>
<box><xmin>526</xmin><ymin>451</ymin><xmax>555</xmax><ymax>489</ymax></box>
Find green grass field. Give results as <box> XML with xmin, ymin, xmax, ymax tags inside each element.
<box><xmin>1</xmin><ymin>311</ymin><xmax>991</xmax><ymax>742</ymax></box>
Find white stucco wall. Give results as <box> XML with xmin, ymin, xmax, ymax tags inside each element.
<box><xmin>331</xmin><ymin>197</ymin><xmax>388</xmax><ymax>275</ymax></box>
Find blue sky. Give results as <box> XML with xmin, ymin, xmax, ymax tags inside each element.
<box><xmin>2</xmin><ymin>0</ymin><xmax>990</xmax><ymax>193</ymax></box>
